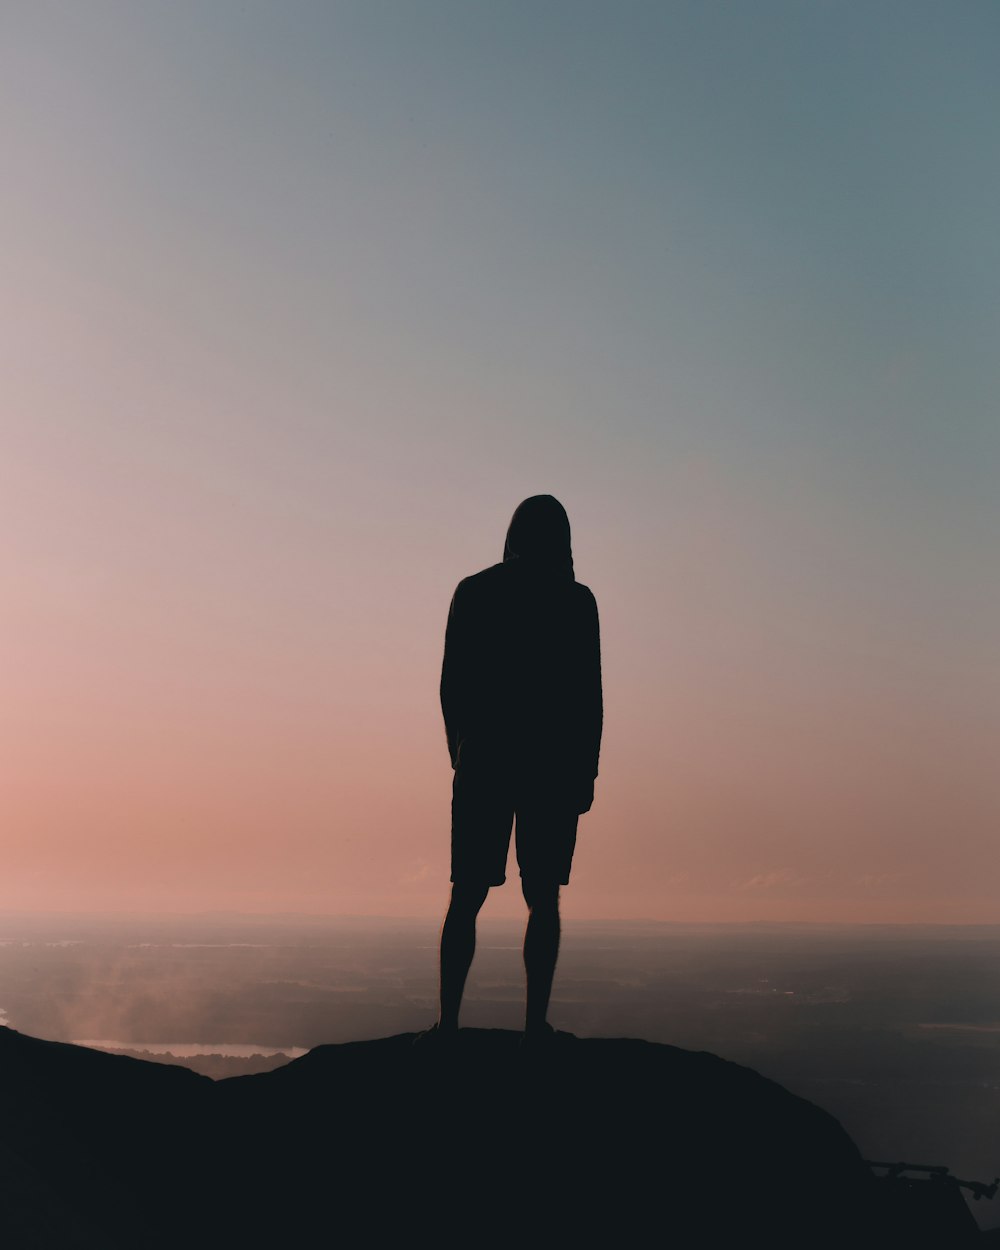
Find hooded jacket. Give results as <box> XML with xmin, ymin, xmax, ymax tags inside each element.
<box><xmin>440</xmin><ymin>496</ymin><xmax>603</xmax><ymax>788</ymax></box>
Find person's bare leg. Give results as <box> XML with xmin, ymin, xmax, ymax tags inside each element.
<box><xmin>522</xmin><ymin>879</ymin><xmax>560</xmax><ymax>1036</ymax></box>
<box><xmin>439</xmin><ymin>882</ymin><xmax>490</xmax><ymax>1032</ymax></box>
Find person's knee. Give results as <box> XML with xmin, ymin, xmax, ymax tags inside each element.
<box><xmin>449</xmin><ymin>882</ymin><xmax>490</xmax><ymax>915</ymax></box>
<box><xmin>521</xmin><ymin>878</ymin><xmax>560</xmax><ymax>912</ymax></box>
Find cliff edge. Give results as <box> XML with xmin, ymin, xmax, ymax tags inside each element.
<box><xmin>0</xmin><ymin>1025</ymin><xmax>977</xmax><ymax>1247</ymax></box>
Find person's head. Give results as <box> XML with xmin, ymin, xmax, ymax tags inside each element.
<box><xmin>503</xmin><ymin>495</ymin><xmax>574</xmax><ymax>580</ymax></box>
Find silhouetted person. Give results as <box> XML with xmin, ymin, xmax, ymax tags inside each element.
<box><xmin>427</xmin><ymin>495</ymin><xmax>602</xmax><ymax>1044</ymax></box>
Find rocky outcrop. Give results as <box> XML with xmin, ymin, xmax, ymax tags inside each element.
<box><xmin>0</xmin><ymin>1025</ymin><xmax>967</xmax><ymax>1247</ymax></box>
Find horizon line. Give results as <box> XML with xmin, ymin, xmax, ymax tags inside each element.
<box><xmin>0</xmin><ymin>908</ymin><xmax>998</xmax><ymax>930</ymax></box>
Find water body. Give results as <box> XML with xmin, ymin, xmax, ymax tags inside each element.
<box><xmin>73</xmin><ymin>1039</ymin><xmax>309</xmax><ymax>1059</ymax></box>
<box><xmin>127</xmin><ymin>943</ymin><xmax>275</xmax><ymax>949</ymax></box>
<box><xmin>918</xmin><ymin>1023</ymin><xmax>1000</xmax><ymax>1034</ymax></box>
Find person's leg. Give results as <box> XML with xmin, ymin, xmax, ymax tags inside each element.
<box><xmin>439</xmin><ymin>881</ymin><xmax>490</xmax><ymax>1032</ymax></box>
<box><xmin>521</xmin><ymin>878</ymin><xmax>560</xmax><ymax>1037</ymax></box>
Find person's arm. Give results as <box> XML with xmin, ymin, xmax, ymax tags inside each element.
<box><xmin>576</xmin><ymin>589</ymin><xmax>603</xmax><ymax>812</ymax></box>
<box><xmin>440</xmin><ymin>580</ymin><xmax>470</xmax><ymax>769</ymax></box>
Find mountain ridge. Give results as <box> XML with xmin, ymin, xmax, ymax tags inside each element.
<box><xmin>0</xmin><ymin>1024</ymin><xmax>983</xmax><ymax>1247</ymax></box>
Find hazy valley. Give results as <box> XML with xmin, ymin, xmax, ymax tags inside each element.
<box><xmin>1</xmin><ymin>912</ymin><xmax>998</xmax><ymax>1229</ymax></box>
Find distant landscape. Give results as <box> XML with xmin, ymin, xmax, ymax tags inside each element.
<box><xmin>1</xmin><ymin>913</ymin><xmax>998</xmax><ymax>1231</ymax></box>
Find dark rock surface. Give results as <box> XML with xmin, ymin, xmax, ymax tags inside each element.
<box><xmin>0</xmin><ymin>1024</ymin><xmax>978</xmax><ymax>1247</ymax></box>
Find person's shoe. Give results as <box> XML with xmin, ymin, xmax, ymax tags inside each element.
<box><xmin>412</xmin><ymin>1022</ymin><xmax>458</xmax><ymax>1048</ymax></box>
<box><xmin>519</xmin><ymin>1022</ymin><xmax>559</xmax><ymax>1052</ymax></box>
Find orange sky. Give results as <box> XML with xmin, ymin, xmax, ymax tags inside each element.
<box><xmin>2</xmin><ymin>4</ymin><xmax>997</xmax><ymax>922</ymax></box>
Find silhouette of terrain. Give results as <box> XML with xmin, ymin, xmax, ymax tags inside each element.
<box><xmin>0</xmin><ymin>1024</ymin><xmax>987</xmax><ymax>1248</ymax></box>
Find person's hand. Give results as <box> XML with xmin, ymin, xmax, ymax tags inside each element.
<box><xmin>575</xmin><ymin>778</ymin><xmax>595</xmax><ymax>815</ymax></box>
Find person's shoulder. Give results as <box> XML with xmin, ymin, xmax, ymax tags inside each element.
<box><xmin>452</xmin><ymin>563</ymin><xmax>506</xmax><ymax>600</ymax></box>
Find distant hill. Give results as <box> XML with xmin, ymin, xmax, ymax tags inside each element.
<box><xmin>0</xmin><ymin>1025</ymin><xmax>984</xmax><ymax>1247</ymax></box>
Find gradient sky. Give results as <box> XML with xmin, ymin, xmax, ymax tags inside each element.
<box><xmin>3</xmin><ymin>2</ymin><xmax>997</xmax><ymax>921</ymax></box>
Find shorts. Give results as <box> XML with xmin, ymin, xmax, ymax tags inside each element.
<box><xmin>450</xmin><ymin>764</ymin><xmax>580</xmax><ymax>886</ymax></box>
